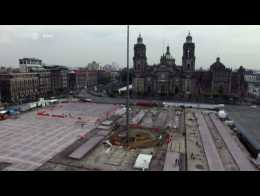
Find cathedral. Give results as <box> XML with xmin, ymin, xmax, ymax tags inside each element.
<box><xmin>132</xmin><ymin>33</ymin><xmax>248</xmax><ymax>99</ymax></box>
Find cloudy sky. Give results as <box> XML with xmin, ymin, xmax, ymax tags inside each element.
<box><xmin>0</xmin><ymin>25</ymin><xmax>259</xmax><ymax>70</ymax></box>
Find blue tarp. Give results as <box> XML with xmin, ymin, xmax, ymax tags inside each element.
<box><xmin>8</xmin><ymin>109</ymin><xmax>17</xmax><ymax>115</ymax></box>
<box><xmin>6</xmin><ymin>106</ymin><xmax>19</xmax><ymax>115</ymax></box>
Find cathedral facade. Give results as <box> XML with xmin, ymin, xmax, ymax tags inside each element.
<box><xmin>132</xmin><ymin>33</ymin><xmax>247</xmax><ymax>99</ymax></box>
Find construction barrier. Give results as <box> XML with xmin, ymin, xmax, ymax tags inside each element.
<box><xmin>130</xmin><ymin>123</ymin><xmax>143</xmax><ymax>129</ymax></box>
<box><xmin>136</xmin><ymin>101</ymin><xmax>158</xmax><ymax>107</ymax></box>
<box><xmin>51</xmin><ymin>114</ymin><xmax>65</xmax><ymax>118</ymax></box>
<box><xmin>129</xmin><ymin>124</ymin><xmax>165</xmax><ymax>134</ymax></box>
<box><xmin>37</xmin><ymin>111</ymin><xmax>50</xmax><ymax>116</ymax></box>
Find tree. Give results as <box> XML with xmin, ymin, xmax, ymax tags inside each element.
<box><xmin>97</xmin><ymin>71</ymin><xmax>112</xmax><ymax>85</ymax></box>
<box><xmin>119</xmin><ymin>68</ymin><xmax>134</xmax><ymax>85</ymax></box>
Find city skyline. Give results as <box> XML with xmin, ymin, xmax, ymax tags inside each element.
<box><xmin>0</xmin><ymin>25</ymin><xmax>260</xmax><ymax>70</ymax></box>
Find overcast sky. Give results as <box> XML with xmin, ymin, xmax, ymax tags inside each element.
<box><xmin>0</xmin><ymin>25</ymin><xmax>259</xmax><ymax>70</ymax></box>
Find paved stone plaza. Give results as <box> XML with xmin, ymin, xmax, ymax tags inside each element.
<box><xmin>0</xmin><ymin>103</ymin><xmax>118</xmax><ymax>171</ymax></box>
<box><xmin>0</xmin><ymin>102</ymin><xmax>257</xmax><ymax>171</ymax></box>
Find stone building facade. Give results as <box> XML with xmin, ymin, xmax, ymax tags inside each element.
<box><xmin>68</xmin><ymin>69</ymin><xmax>88</xmax><ymax>91</ymax></box>
<box><xmin>25</xmin><ymin>67</ymin><xmax>51</xmax><ymax>98</ymax></box>
<box><xmin>36</xmin><ymin>70</ymin><xmax>51</xmax><ymax>98</ymax></box>
<box><xmin>18</xmin><ymin>58</ymin><xmax>51</xmax><ymax>98</ymax></box>
<box><xmin>0</xmin><ymin>73</ymin><xmax>39</xmax><ymax>103</ymax></box>
<box><xmin>244</xmin><ymin>70</ymin><xmax>260</xmax><ymax>98</ymax></box>
<box><xmin>132</xmin><ymin>33</ymin><xmax>247</xmax><ymax>99</ymax></box>
<box><xmin>43</xmin><ymin>65</ymin><xmax>69</xmax><ymax>96</ymax></box>
<box><xmin>68</xmin><ymin>69</ymin><xmax>98</xmax><ymax>91</ymax></box>
<box><xmin>86</xmin><ymin>70</ymin><xmax>98</xmax><ymax>90</ymax></box>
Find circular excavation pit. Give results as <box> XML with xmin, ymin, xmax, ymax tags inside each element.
<box><xmin>109</xmin><ymin>128</ymin><xmax>169</xmax><ymax>150</ymax></box>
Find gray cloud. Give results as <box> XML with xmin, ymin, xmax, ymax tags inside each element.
<box><xmin>0</xmin><ymin>25</ymin><xmax>259</xmax><ymax>70</ymax></box>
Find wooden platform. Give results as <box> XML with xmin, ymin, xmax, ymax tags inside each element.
<box><xmin>196</xmin><ymin>112</ymin><xmax>224</xmax><ymax>171</ymax></box>
<box><xmin>69</xmin><ymin>136</ymin><xmax>104</xmax><ymax>160</ymax></box>
<box><xmin>163</xmin><ymin>152</ymin><xmax>180</xmax><ymax>171</ymax></box>
<box><xmin>96</xmin><ymin>130</ymin><xmax>111</xmax><ymax>136</ymax></box>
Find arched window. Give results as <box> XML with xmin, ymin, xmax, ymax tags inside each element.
<box><xmin>218</xmin><ymin>86</ymin><xmax>224</xmax><ymax>95</ymax></box>
<box><xmin>147</xmin><ymin>86</ymin><xmax>151</xmax><ymax>94</ymax></box>
<box><xmin>175</xmin><ymin>87</ymin><xmax>179</xmax><ymax>95</ymax></box>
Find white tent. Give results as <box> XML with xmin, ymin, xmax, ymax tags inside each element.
<box><xmin>218</xmin><ymin>110</ymin><xmax>227</xmax><ymax>119</ymax></box>
<box><xmin>134</xmin><ymin>154</ymin><xmax>153</xmax><ymax>170</ymax></box>
<box><xmin>118</xmin><ymin>85</ymin><xmax>132</xmax><ymax>94</ymax></box>
<box><xmin>0</xmin><ymin>110</ymin><xmax>7</xmax><ymax>114</ymax></box>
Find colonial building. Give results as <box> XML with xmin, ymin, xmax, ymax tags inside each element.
<box><xmin>36</xmin><ymin>70</ymin><xmax>52</xmax><ymax>98</ymax></box>
<box><xmin>43</xmin><ymin>65</ymin><xmax>69</xmax><ymax>96</ymax></box>
<box><xmin>244</xmin><ymin>70</ymin><xmax>260</xmax><ymax>98</ymax></box>
<box><xmin>68</xmin><ymin>71</ymin><xmax>77</xmax><ymax>91</ymax></box>
<box><xmin>132</xmin><ymin>33</ymin><xmax>247</xmax><ymax>99</ymax></box>
<box><xmin>86</xmin><ymin>70</ymin><xmax>98</xmax><ymax>90</ymax></box>
<box><xmin>25</xmin><ymin>66</ymin><xmax>51</xmax><ymax>98</ymax></box>
<box><xmin>68</xmin><ymin>69</ymin><xmax>88</xmax><ymax>91</ymax></box>
<box><xmin>19</xmin><ymin>58</ymin><xmax>52</xmax><ymax>98</ymax></box>
<box><xmin>0</xmin><ymin>73</ymin><xmax>39</xmax><ymax>103</ymax></box>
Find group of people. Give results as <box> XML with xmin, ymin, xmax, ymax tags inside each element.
<box><xmin>175</xmin><ymin>158</ymin><xmax>181</xmax><ymax>167</ymax></box>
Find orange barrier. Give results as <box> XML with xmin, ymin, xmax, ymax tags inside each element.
<box><xmin>153</xmin><ymin>128</ymin><xmax>160</xmax><ymax>132</ymax></box>
<box><xmin>37</xmin><ymin>111</ymin><xmax>50</xmax><ymax>116</ymax></box>
<box><xmin>51</xmin><ymin>114</ymin><xmax>65</xmax><ymax>118</ymax></box>
<box><xmin>129</xmin><ymin>124</ymin><xmax>143</xmax><ymax>129</ymax></box>
<box><xmin>0</xmin><ymin>115</ymin><xmax>8</xmax><ymax>120</ymax></box>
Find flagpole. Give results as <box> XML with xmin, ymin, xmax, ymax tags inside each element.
<box><xmin>126</xmin><ymin>25</ymin><xmax>130</xmax><ymax>146</ymax></box>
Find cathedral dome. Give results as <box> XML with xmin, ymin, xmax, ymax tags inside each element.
<box><xmin>210</xmin><ymin>57</ymin><xmax>226</xmax><ymax>71</ymax></box>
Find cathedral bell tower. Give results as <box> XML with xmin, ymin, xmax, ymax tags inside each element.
<box><xmin>182</xmin><ymin>32</ymin><xmax>195</xmax><ymax>72</ymax></box>
<box><xmin>133</xmin><ymin>34</ymin><xmax>147</xmax><ymax>73</ymax></box>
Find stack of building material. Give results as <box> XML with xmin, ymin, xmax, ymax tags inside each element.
<box><xmin>140</xmin><ymin>112</ymin><xmax>154</xmax><ymax>128</ymax></box>
<box><xmin>154</xmin><ymin>111</ymin><xmax>168</xmax><ymax>129</ymax></box>
<box><xmin>101</xmin><ymin>120</ymin><xmax>113</xmax><ymax>126</ymax></box>
<box><xmin>130</xmin><ymin>111</ymin><xmax>145</xmax><ymax>125</ymax></box>
<box><xmin>69</xmin><ymin>136</ymin><xmax>104</xmax><ymax>160</ymax></box>
<box><xmin>114</xmin><ymin>107</ymin><xmax>126</xmax><ymax>116</ymax></box>
<box><xmin>97</xmin><ymin>125</ymin><xmax>110</xmax><ymax>130</ymax></box>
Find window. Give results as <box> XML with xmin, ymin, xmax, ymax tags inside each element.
<box><xmin>161</xmin><ymin>73</ymin><xmax>166</xmax><ymax>79</ymax></box>
<box><xmin>147</xmin><ymin>86</ymin><xmax>151</xmax><ymax>94</ymax></box>
<box><xmin>187</xmin><ymin>49</ymin><xmax>190</xmax><ymax>58</ymax></box>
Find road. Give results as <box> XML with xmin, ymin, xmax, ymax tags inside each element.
<box><xmin>225</xmin><ymin>105</ymin><xmax>260</xmax><ymax>147</ymax></box>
